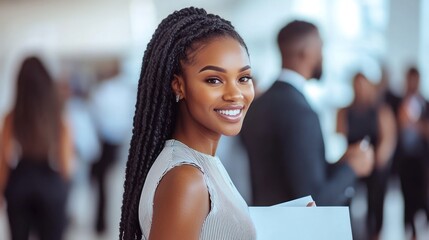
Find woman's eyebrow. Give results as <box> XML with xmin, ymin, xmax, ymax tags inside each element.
<box><xmin>199</xmin><ymin>65</ymin><xmax>226</xmax><ymax>73</ymax></box>
<box><xmin>239</xmin><ymin>65</ymin><xmax>251</xmax><ymax>72</ymax></box>
<box><xmin>199</xmin><ymin>65</ymin><xmax>251</xmax><ymax>73</ymax></box>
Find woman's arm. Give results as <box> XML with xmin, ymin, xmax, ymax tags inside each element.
<box><xmin>336</xmin><ymin>108</ymin><xmax>347</xmax><ymax>135</ymax></box>
<box><xmin>375</xmin><ymin>104</ymin><xmax>397</xmax><ymax>169</ymax></box>
<box><xmin>149</xmin><ymin>165</ymin><xmax>210</xmax><ymax>240</ymax></box>
<box><xmin>0</xmin><ymin>113</ymin><xmax>13</xmax><ymax>206</ymax></box>
<box><xmin>58</xmin><ymin>118</ymin><xmax>75</xmax><ymax>180</ymax></box>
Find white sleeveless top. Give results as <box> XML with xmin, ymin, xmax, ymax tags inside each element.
<box><xmin>139</xmin><ymin>139</ymin><xmax>257</xmax><ymax>240</ymax></box>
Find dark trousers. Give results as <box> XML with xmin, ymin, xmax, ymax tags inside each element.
<box><xmin>365</xmin><ymin>166</ymin><xmax>390</xmax><ymax>235</ymax></box>
<box><xmin>399</xmin><ymin>156</ymin><xmax>429</xmax><ymax>235</ymax></box>
<box><xmin>5</xmin><ymin>160</ymin><xmax>69</xmax><ymax>240</ymax></box>
<box><xmin>90</xmin><ymin>141</ymin><xmax>119</xmax><ymax>233</ymax></box>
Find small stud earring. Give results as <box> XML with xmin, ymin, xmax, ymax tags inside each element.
<box><xmin>176</xmin><ymin>94</ymin><xmax>180</xmax><ymax>103</ymax></box>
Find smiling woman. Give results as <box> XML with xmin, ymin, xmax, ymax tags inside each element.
<box><xmin>119</xmin><ymin>7</ymin><xmax>256</xmax><ymax>240</ymax></box>
<box><xmin>172</xmin><ymin>36</ymin><xmax>254</xmax><ymax>141</ymax></box>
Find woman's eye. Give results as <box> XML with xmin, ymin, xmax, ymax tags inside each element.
<box><xmin>206</xmin><ymin>78</ymin><xmax>222</xmax><ymax>84</ymax></box>
<box><xmin>239</xmin><ymin>76</ymin><xmax>253</xmax><ymax>83</ymax></box>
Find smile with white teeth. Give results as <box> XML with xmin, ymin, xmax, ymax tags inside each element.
<box><xmin>216</xmin><ymin>109</ymin><xmax>242</xmax><ymax>116</ymax></box>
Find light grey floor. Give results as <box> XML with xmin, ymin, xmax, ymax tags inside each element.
<box><xmin>1</xmin><ymin>162</ymin><xmax>429</xmax><ymax>240</ymax></box>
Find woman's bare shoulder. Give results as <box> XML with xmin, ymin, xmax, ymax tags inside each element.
<box><xmin>149</xmin><ymin>165</ymin><xmax>210</xmax><ymax>239</ymax></box>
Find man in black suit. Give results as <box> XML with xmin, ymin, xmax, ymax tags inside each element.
<box><xmin>241</xmin><ymin>20</ymin><xmax>374</xmax><ymax>206</ymax></box>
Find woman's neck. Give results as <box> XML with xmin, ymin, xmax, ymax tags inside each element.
<box><xmin>172</xmin><ymin>112</ymin><xmax>221</xmax><ymax>156</ymax></box>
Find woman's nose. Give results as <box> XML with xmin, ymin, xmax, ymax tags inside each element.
<box><xmin>222</xmin><ymin>82</ymin><xmax>243</xmax><ymax>102</ymax></box>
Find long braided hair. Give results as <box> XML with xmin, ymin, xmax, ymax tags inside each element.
<box><xmin>120</xmin><ymin>7</ymin><xmax>248</xmax><ymax>239</ymax></box>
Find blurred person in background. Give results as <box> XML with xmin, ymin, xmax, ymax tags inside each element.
<box><xmin>64</xmin><ymin>66</ymin><xmax>101</xmax><ymax>172</ymax></box>
<box><xmin>396</xmin><ymin>67</ymin><xmax>429</xmax><ymax>239</ymax></box>
<box><xmin>89</xmin><ymin>59</ymin><xmax>134</xmax><ymax>234</ymax></box>
<box><xmin>57</xmin><ymin>68</ymin><xmax>101</xmax><ymax>232</ymax></box>
<box><xmin>0</xmin><ymin>56</ymin><xmax>74</xmax><ymax>240</ymax></box>
<box><xmin>337</xmin><ymin>72</ymin><xmax>396</xmax><ymax>240</ymax></box>
<box><xmin>377</xmin><ymin>66</ymin><xmax>402</xmax><ymax>177</ymax></box>
<box><xmin>241</xmin><ymin>20</ymin><xmax>374</xmax><ymax>206</ymax></box>
<box><xmin>378</xmin><ymin>66</ymin><xmax>402</xmax><ymax>117</ymax></box>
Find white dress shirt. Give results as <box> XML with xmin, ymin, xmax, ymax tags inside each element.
<box><xmin>277</xmin><ymin>68</ymin><xmax>307</xmax><ymax>95</ymax></box>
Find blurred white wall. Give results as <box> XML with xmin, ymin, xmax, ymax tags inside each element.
<box><xmin>0</xmin><ymin>0</ymin><xmax>156</xmax><ymax>119</ymax></box>
<box><xmin>420</xmin><ymin>0</ymin><xmax>429</xmax><ymax>98</ymax></box>
<box><xmin>0</xmin><ymin>0</ymin><xmax>143</xmax><ymax>57</ymax></box>
<box><xmin>386</xmin><ymin>0</ymin><xmax>421</xmax><ymax>95</ymax></box>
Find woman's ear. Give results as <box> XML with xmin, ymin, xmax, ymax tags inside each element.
<box><xmin>171</xmin><ymin>74</ymin><xmax>186</xmax><ymax>100</ymax></box>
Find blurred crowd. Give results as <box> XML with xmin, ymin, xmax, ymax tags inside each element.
<box><xmin>235</xmin><ymin>20</ymin><xmax>428</xmax><ymax>240</ymax></box>
<box><xmin>337</xmin><ymin>66</ymin><xmax>429</xmax><ymax>239</ymax></box>
<box><xmin>0</xmin><ymin>56</ymin><xmax>136</xmax><ymax>239</ymax></box>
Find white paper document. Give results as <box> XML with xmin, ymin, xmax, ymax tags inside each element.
<box><xmin>249</xmin><ymin>196</ymin><xmax>353</xmax><ymax>240</ymax></box>
<box><xmin>272</xmin><ymin>195</ymin><xmax>314</xmax><ymax>207</ymax></box>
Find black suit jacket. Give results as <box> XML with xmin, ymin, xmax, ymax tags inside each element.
<box><xmin>241</xmin><ymin>81</ymin><xmax>356</xmax><ymax>206</ymax></box>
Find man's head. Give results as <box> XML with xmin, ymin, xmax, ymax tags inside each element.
<box><xmin>277</xmin><ymin>20</ymin><xmax>323</xmax><ymax>80</ymax></box>
<box><xmin>405</xmin><ymin>67</ymin><xmax>420</xmax><ymax>95</ymax></box>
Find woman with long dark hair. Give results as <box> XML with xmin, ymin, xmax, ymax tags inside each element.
<box><xmin>337</xmin><ymin>72</ymin><xmax>396</xmax><ymax>240</ymax></box>
<box><xmin>119</xmin><ymin>7</ymin><xmax>256</xmax><ymax>240</ymax></box>
<box><xmin>0</xmin><ymin>56</ymin><xmax>74</xmax><ymax>240</ymax></box>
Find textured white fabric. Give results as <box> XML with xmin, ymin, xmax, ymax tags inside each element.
<box><xmin>139</xmin><ymin>139</ymin><xmax>256</xmax><ymax>240</ymax></box>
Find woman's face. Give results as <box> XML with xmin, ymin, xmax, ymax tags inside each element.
<box><xmin>353</xmin><ymin>74</ymin><xmax>375</xmax><ymax>104</ymax></box>
<box><xmin>173</xmin><ymin>36</ymin><xmax>254</xmax><ymax>137</ymax></box>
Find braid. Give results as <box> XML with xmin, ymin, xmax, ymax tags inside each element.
<box><xmin>119</xmin><ymin>7</ymin><xmax>248</xmax><ymax>239</ymax></box>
